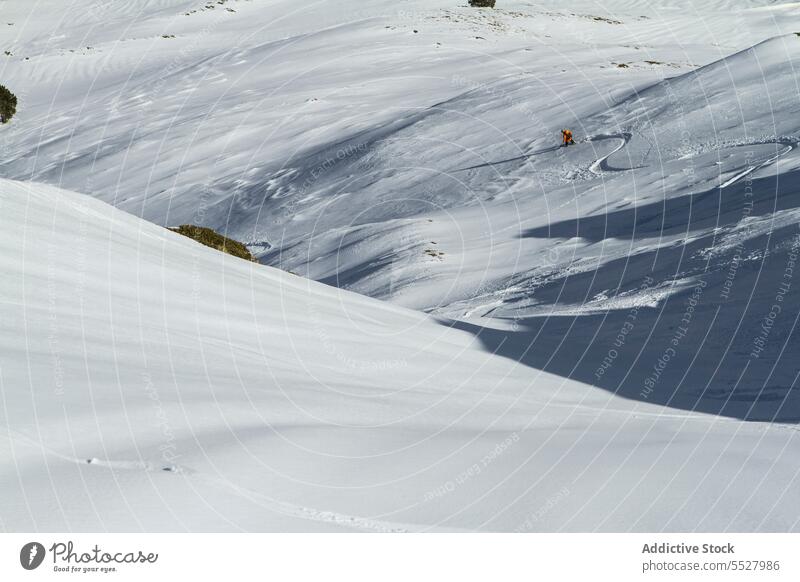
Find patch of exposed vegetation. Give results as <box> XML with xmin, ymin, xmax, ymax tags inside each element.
<box><xmin>469</xmin><ymin>0</ymin><xmax>496</xmax><ymax>7</ymax></box>
<box><xmin>170</xmin><ymin>225</ymin><xmax>256</xmax><ymax>261</ymax></box>
<box><xmin>424</xmin><ymin>247</ymin><xmax>445</xmax><ymax>260</ymax></box>
<box><xmin>0</xmin><ymin>84</ymin><xmax>18</xmax><ymax>123</ymax></box>
<box><xmin>185</xmin><ymin>0</ymin><xmax>240</xmax><ymax>16</ymax></box>
<box><xmin>590</xmin><ymin>15</ymin><xmax>622</xmax><ymax>25</ymax></box>
<box><xmin>643</xmin><ymin>60</ymin><xmax>688</xmax><ymax>69</ymax></box>
<box><xmin>430</xmin><ymin>8</ymin><xmax>518</xmax><ymax>35</ymax></box>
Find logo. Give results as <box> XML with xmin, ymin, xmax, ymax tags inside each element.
<box><xmin>20</xmin><ymin>542</ymin><xmax>46</xmax><ymax>570</ymax></box>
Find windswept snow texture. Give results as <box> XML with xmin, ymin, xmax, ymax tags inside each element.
<box><xmin>2</xmin><ymin>0</ymin><xmax>800</xmax><ymax>531</ymax></box>
<box><xmin>3</xmin><ymin>179</ymin><xmax>800</xmax><ymax>532</ymax></box>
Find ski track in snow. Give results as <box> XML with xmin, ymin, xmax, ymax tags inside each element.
<box><xmin>718</xmin><ymin>138</ymin><xmax>799</xmax><ymax>189</ymax></box>
<box><xmin>451</xmin><ymin>132</ymin><xmax>800</xmax><ymax>324</ymax></box>
<box><xmin>587</xmin><ymin>133</ymin><xmax>796</xmax><ymax>181</ymax></box>
<box><xmin>588</xmin><ymin>133</ymin><xmax>635</xmax><ymax>173</ymax></box>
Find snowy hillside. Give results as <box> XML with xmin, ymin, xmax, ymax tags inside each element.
<box><xmin>2</xmin><ymin>0</ymin><xmax>800</xmax><ymax>531</ymax></box>
<box><xmin>2</xmin><ymin>0</ymin><xmax>798</xmax><ymax>241</ymax></box>
<box><xmin>2</xmin><ymin>178</ymin><xmax>799</xmax><ymax>532</ymax></box>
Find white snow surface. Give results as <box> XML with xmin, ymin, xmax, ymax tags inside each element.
<box><xmin>2</xmin><ymin>0</ymin><xmax>800</xmax><ymax>531</ymax></box>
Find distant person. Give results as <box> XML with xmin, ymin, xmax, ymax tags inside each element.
<box><xmin>562</xmin><ymin>129</ymin><xmax>575</xmax><ymax>146</ymax></box>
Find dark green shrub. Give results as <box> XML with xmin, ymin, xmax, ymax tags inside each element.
<box><xmin>0</xmin><ymin>84</ymin><xmax>17</xmax><ymax>124</ymax></box>
<box><xmin>469</xmin><ymin>0</ymin><xmax>496</xmax><ymax>7</ymax></box>
<box><xmin>170</xmin><ymin>225</ymin><xmax>257</xmax><ymax>261</ymax></box>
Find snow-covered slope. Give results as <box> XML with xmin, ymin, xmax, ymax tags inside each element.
<box><xmin>268</xmin><ymin>32</ymin><xmax>800</xmax><ymax>422</ymax></box>
<box><xmin>3</xmin><ymin>0</ymin><xmax>800</xmax><ymax>531</ymax></box>
<box><xmin>2</xmin><ymin>178</ymin><xmax>800</xmax><ymax>532</ymax></box>
<box><xmin>1</xmin><ymin>0</ymin><xmax>797</xmax><ymax>238</ymax></box>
